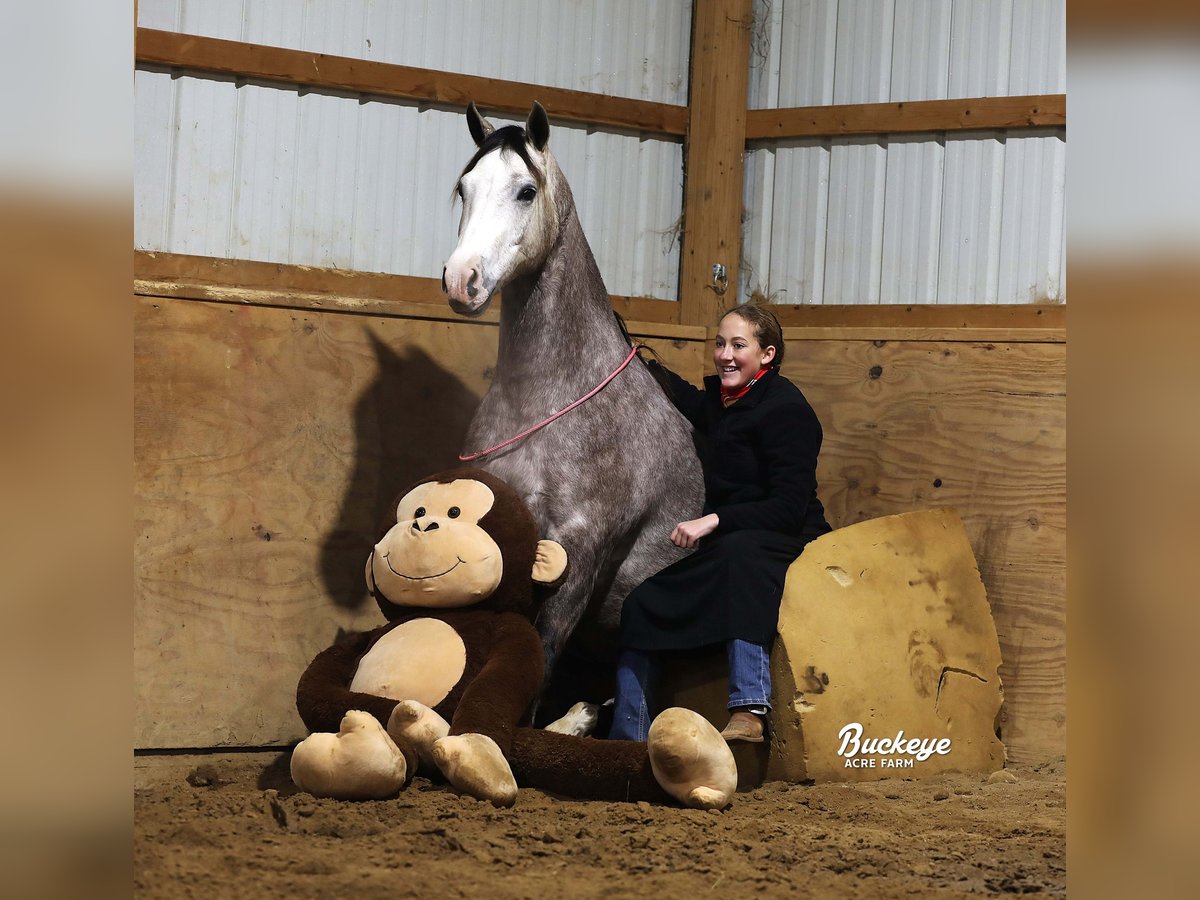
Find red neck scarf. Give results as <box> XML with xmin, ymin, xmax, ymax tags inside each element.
<box><xmin>721</xmin><ymin>367</ymin><xmax>771</xmax><ymax>407</ymax></box>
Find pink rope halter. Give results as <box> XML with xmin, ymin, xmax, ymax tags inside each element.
<box><xmin>458</xmin><ymin>346</ymin><xmax>640</xmax><ymax>462</ymax></box>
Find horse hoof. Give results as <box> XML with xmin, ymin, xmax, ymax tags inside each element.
<box><xmin>544</xmin><ymin>701</ymin><xmax>600</xmax><ymax>737</ymax></box>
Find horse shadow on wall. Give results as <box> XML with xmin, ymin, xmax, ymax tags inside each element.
<box><xmin>319</xmin><ymin>330</ymin><xmax>482</xmax><ymax>611</ymax></box>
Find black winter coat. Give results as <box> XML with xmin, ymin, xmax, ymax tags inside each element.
<box><xmin>620</xmin><ymin>364</ymin><xmax>831</xmax><ymax>650</ymax></box>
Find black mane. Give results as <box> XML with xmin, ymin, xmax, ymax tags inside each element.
<box><xmin>453</xmin><ymin>125</ymin><xmax>545</xmax><ymax>200</ymax></box>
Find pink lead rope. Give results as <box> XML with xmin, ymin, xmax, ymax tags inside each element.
<box><xmin>459</xmin><ymin>346</ymin><xmax>640</xmax><ymax>462</ymax></box>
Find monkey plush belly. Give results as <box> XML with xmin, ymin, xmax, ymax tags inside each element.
<box><xmin>349</xmin><ymin>618</ymin><xmax>467</xmax><ymax>707</ymax></box>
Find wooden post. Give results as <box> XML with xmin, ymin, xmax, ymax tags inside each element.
<box><xmin>678</xmin><ymin>0</ymin><xmax>753</xmax><ymax>327</ymax></box>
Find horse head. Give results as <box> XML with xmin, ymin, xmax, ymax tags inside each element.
<box><xmin>442</xmin><ymin>102</ymin><xmax>560</xmax><ymax>317</ymax></box>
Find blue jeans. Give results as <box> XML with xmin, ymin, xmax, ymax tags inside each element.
<box><xmin>608</xmin><ymin>640</ymin><xmax>773</xmax><ymax>741</ymax></box>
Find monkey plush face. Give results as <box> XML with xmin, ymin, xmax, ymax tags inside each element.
<box><xmin>366</xmin><ymin>473</ymin><xmax>567</xmax><ymax>611</ymax></box>
<box><xmin>368</xmin><ymin>479</ymin><xmax>502</xmax><ymax>607</ymax></box>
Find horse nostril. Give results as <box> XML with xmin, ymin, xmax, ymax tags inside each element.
<box><xmin>441</xmin><ymin>267</ymin><xmax>448</xmax><ymax>293</ymax></box>
<box><xmin>466</xmin><ymin>269</ymin><xmax>479</xmax><ymax>299</ymax></box>
<box><xmin>466</xmin><ymin>284</ymin><xmax>478</xmax><ymax>298</ymax></box>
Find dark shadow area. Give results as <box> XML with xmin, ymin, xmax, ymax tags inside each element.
<box><xmin>256</xmin><ymin>751</ymin><xmax>303</xmax><ymax>796</ymax></box>
<box><xmin>320</xmin><ymin>332</ymin><xmax>482</xmax><ymax>610</ymax></box>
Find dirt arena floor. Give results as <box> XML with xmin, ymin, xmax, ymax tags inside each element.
<box><xmin>134</xmin><ymin>751</ymin><xmax>1064</xmax><ymax>898</ymax></box>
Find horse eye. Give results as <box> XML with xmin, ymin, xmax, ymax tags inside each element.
<box><xmin>414</xmin><ymin>507</ymin><xmax>426</xmax><ymax>518</ymax></box>
<box><xmin>448</xmin><ymin>507</ymin><xmax>461</xmax><ymax>519</ymax></box>
<box><xmin>517</xmin><ymin>186</ymin><xmax>536</xmax><ymax>203</ymax></box>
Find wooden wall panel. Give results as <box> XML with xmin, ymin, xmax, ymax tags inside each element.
<box><xmin>135</xmin><ymin>297</ymin><xmax>492</xmax><ymax>747</ymax></box>
<box><xmin>134</xmin><ymin>291</ymin><xmax>1061</xmax><ymax>763</ymax></box>
<box><xmin>133</xmin><ymin>294</ymin><xmax>706</xmax><ymax>748</ymax></box>
<box><xmin>781</xmin><ymin>336</ymin><xmax>1066</xmax><ymax>764</ymax></box>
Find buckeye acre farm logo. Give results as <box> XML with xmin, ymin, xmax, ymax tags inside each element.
<box><xmin>836</xmin><ymin>722</ymin><xmax>952</xmax><ymax>769</ymax></box>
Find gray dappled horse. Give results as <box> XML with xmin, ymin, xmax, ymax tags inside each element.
<box><xmin>442</xmin><ymin>102</ymin><xmax>704</xmax><ymax>711</ymax></box>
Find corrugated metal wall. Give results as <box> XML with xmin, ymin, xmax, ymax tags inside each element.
<box><xmin>136</xmin><ymin>1</ymin><xmax>1067</xmax><ymax>307</ymax></box>
<box><xmin>742</xmin><ymin>0</ymin><xmax>1066</xmax><ymax>305</ymax></box>
<box><xmin>134</xmin><ymin>0</ymin><xmax>691</xmax><ymax>299</ymax></box>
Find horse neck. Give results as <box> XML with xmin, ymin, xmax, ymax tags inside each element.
<box><xmin>495</xmin><ymin>195</ymin><xmax>628</xmax><ymax>391</ymax></box>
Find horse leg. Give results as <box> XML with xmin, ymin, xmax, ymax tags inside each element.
<box><xmin>531</xmin><ymin>538</ymin><xmax>599</xmax><ymax>714</ymax></box>
<box><xmin>597</xmin><ymin>515</ymin><xmax>691</xmax><ymax>633</ymax></box>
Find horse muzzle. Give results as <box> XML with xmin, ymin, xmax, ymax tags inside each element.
<box><xmin>442</xmin><ymin>263</ymin><xmax>494</xmax><ymax>317</ymax></box>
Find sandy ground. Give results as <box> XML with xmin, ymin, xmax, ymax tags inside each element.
<box><xmin>134</xmin><ymin>751</ymin><xmax>1064</xmax><ymax>898</ymax></box>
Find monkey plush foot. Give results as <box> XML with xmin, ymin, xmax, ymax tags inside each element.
<box><xmin>431</xmin><ymin>733</ymin><xmax>519</xmax><ymax>808</ymax></box>
<box><xmin>647</xmin><ymin>708</ymin><xmax>738</xmax><ymax>810</ymax></box>
<box><xmin>543</xmin><ymin>701</ymin><xmax>600</xmax><ymax>736</ymax></box>
<box><xmin>387</xmin><ymin>700</ymin><xmax>451</xmax><ymax>771</ymax></box>
<box><xmin>290</xmin><ymin>710</ymin><xmax>407</xmax><ymax>800</ymax></box>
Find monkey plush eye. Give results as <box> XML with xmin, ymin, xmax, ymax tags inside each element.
<box><xmin>448</xmin><ymin>507</ymin><xmax>461</xmax><ymax>518</ymax></box>
<box><xmin>414</xmin><ymin>507</ymin><xmax>426</xmax><ymax>518</ymax></box>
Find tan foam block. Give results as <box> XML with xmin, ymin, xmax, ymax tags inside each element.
<box><xmin>769</xmin><ymin>508</ymin><xmax>1005</xmax><ymax>782</ymax></box>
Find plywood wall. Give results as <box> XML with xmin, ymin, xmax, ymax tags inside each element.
<box><xmin>780</xmin><ymin>333</ymin><xmax>1066</xmax><ymax>764</ymax></box>
<box><xmin>135</xmin><ymin>294</ymin><xmax>1064</xmax><ymax>764</ymax></box>
<box><xmin>133</xmin><ymin>293</ymin><xmax>704</xmax><ymax>748</ymax></box>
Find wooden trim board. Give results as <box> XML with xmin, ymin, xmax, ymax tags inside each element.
<box><xmin>134</xmin><ymin>251</ymin><xmax>683</xmax><ymax>328</ymax></box>
<box><xmin>135</xmin><ymin>28</ymin><xmax>688</xmax><ymax>138</ymax></box>
<box><xmin>746</xmin><ymin>94</ymin><xmax>1066</xmax><ymax>140</ymax></box>
<box><xmin>768</xmin><ymin>302</ymin><xmax>1064</xmax><ymax>330</ymax></box>
<box><xmin>134</xmin><ymin>253</ymin><xmax>1064</xmax><ymax>340</ymax></box>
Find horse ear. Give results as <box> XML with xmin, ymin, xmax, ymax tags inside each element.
<box><xmin>467</xmin><ymin>101</ymin><xmax>494</xmax><ymax>147</ymax></box>
<box><xmin>526</xmin><ymin>101</ymin><xmax>550</xmax><ymax>151</ymax></box>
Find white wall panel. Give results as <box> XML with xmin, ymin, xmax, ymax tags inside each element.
<box><xmin>937</xmin><ymin>133</ymin><xmax>1006</xmax><ymax>304</ymax></box>
<box><xmin>168</xmin><ymin>77</ymin><xmax>240</xmax><ymax>257</ymax></box>
<box><xmin>1008</xmin><ymin>0</ymin><xmax>1066</xmax><ymax>94</ymax></box>
<box><xmin>230</xmin><ymin>82</ymin><xmax>301</xmax><ymax>265</ymax></box>
<box><xmin>133</xmin><ymin>65</ymin><xmax>177</xmax><ymax>249</ymax></box>
<box><xmin>741</xmin><ymin>141</ymin><xmax>831</xmax><ymax>304</ymax></box>
<box><xmin>937</xmin><ymin>0</ymin><xmax>1014</xmax><ymax>305</ymax></box>
<box><xmin>879</xmin><ymin>2</ymin><xmax>952</xmax><ymax>304</ymax></box>
<box><xmin>768</xmin><ymin>0</ymin><xmax>837</xmax><ymax>108</ymax></box>
<box><xmin>881</xmin><ymin>135</ymin><xmax>945</xmax><ymax>304</ymax></box>
<box><xmin>997</xmin><ymin>130</ymin><xmax>1066</xmax><ymax>304</ymax></box>
<box><xmin>742</xmin><ymin>0</ymin><xmax>1066</xmax><ymax>304</ymax></box>
<box><xmin>137</xmin><ymin>0</ymin><xmax>692</xmax><ymax>105</ymax></box>
<box><xmin>135</xmin><ymin>2</ymin><xmax>688</xmax><ymax>299</ymax></box>
<box><xmin>890</xmin><ymin>1</ymin><xmax>953</xmax><ymax>102</ymax></box>
<box><xmin>135</xmin><ymin>72</ymin><xmax>683</xmax><ymax>297</ymax></box>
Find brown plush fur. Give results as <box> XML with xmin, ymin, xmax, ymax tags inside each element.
<box><xmin>294</xmin><ymin>467</ymin><xmax>669</xmax><ymax>802</ymax></box>
<box><xmin>509</xmin><ymin>729</ymin><xmax>668</xmax><ymax>803</ymax></box>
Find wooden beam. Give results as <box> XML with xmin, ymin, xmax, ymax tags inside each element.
<box><xmin>135</xmin><ymin>250</ymin><xmax>446</xmax><ymax>304</ymax></box>
<box><xmin>775</xmin><ymin>326</ymin><xmax>1065</xmax><ymax>344</ymax></box>
<box><xmin>678</xmin><ymin>0</ymin><xmax>754</xmax><ymax>327</ymax></box>
<box><xmin>746</xmin><ymin>94</ymin><xmax>1065</xmax><ymax>140</ymax></box>
<box><xmin>768</xmin><ymin>302</ymin><xmax>1065</xmax><ymax>331</ymax></box>
<box><xmin>134</xmin><ymin>28</ymin><xmax>687</xmax><ymax>138</ymax></box>
<box><xmin>134</xmin><ymin>251</ymin><xmax>681</xmax><ymax>325</ymax></box>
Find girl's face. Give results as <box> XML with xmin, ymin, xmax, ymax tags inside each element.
<box><xmin>714</xmin><ymin>314</ymin><xmax>776</xmax><ymax>391</ymax></box>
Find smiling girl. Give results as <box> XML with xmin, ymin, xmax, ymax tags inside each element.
<box><xmin>609</xmin><ymin>303</ymin><xmax>832</xmax><ymax>744</ymax></box>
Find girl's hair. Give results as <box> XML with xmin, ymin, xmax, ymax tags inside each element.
<box><xmin>721</xmin><ymin>302</ymin><xmax>785</xmax><ymax>367</ymax></box>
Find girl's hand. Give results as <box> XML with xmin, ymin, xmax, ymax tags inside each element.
<box><xmin>671</xmin><ymin>514</ymin><xmax>719</xmax><ymax>549</ymax></box>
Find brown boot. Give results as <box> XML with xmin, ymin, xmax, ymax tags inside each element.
<box><xmin>719</xmin><ymin>711</ymin><xmax>765</xmax><ymax>743</ymax></box>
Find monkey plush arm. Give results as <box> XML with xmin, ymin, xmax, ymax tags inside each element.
<box><xmin>295</xmin><ymin>631</ymin><xmax>400</xmax><ymax>735</ymax></box>
<box><xmin>446</xmin><ymin>612</ymin><xmax>545</xmax><ymax>753</ymax></box>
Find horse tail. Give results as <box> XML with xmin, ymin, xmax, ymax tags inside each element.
<box><xmin>612</xmin><ymin>311</ymin><xmax>676</xmax><ymax>401</ymax></box>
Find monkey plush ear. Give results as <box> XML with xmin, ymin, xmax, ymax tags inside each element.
<box><xmin>365</xmin><ymin>551</ymin><xmax>377</xmax><ymax>595</ymax></box>
<box><xmin>531</xmin><ymin>540</ymin><xmax>567</xmax><ymax>586</ymax></box>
